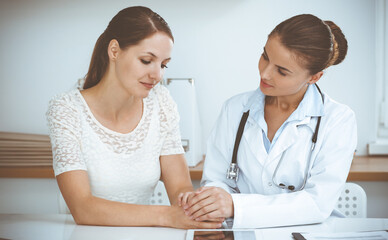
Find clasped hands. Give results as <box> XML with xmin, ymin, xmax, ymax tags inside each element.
<box><xmin>177</xmin><ymin>186</ymin><xmax>234</xmax><ymax>223</ymax></box>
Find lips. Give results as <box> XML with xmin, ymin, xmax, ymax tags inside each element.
<box><xmin>141</xmin><ymin>82</ymin><xmax>154</xmax><ymax>89</ymax></box>
<box><xmin>260</xmin><ymin>80</ymin><xmax>273</xmax><ymax>88</ymax></box>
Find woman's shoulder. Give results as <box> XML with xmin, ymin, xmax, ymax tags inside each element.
<box><xmin>151</xmin><ymin>84</ymin><xmax>176</xmax><ymax>108</ymax></box>
<box><xmin>47</xmin><ymin>89</ymin><xmax>82</xmax><ymax>118</ymax></box>
<box><xmin>49</xmin><ymin>89</ymin><xmax>80</xmax><ymax>105</ymax></box>
<box><xmin>152</xmin><ymin>83</ymin><xmax>170</xmax><ymax>97</ymax></box>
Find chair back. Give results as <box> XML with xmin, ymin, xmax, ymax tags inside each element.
<box><xmin>150</xmin><ymin>181</ymin><xmax>170</xmax><ymax>205</ymax></box>
<box><xmin>336</xmin><ymin>182</ymin><xmax>367</xmax><ymax>218</ymax></box>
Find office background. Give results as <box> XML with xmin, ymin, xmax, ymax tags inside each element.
<box><xmin>0</xmin><ymin>0</ymin><xmax>387</xmax><ymax>217</ymax></box>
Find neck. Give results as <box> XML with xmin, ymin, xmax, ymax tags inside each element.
<box><xmin>83</xmin><ymin>76</ymin><xmax>142</xmax><ymax>121</ymax></box>
<box><xmin>266</xmin><ymin>85</ymin><xmax>309</xmax><ymax>112</ymax></box>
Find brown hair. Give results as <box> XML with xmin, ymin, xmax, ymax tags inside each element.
<box><xmin>269</xmin><ymin>14</ymin><xmax>348</xmax><ymax>75</ymax></box>
<box><xmin>83</xmin><ymin>6</ymin><xmax>174</xmax><ymax>89</ymax></box>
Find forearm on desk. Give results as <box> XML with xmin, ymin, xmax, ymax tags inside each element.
<box><xmin>72</xmin><ymin>196</ymin><xmax>170</xmax><ymax>227</ymax></box>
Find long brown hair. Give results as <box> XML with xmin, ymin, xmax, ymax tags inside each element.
<box><xmin>83</xmin><ymin>6</ymin><xmax>174</xmax><ymax>90</ymax></box>
<box><xmin>269</xmin><ymin>14</ymin><xmax>348</xmax><ymax>75</ymax></box>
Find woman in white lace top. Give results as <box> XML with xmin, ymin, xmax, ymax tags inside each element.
<box><xmin>46</xmin><ymin>6</ymin><xmax>222</xmax><ymax>229</ymax></box>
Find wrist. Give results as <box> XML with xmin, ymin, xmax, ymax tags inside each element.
<box><xmin>156</xmin><ymin>206</ymin><xmax>171</xmax><ymax>227</ymax></box>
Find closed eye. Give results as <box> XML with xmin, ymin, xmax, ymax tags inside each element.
<box><xmin>278</xmin><ymin>68</ymin><xmax>286</xmax><ymax>76</ymax></box>
<box><xmin>141</xmin><ymin>59</ymin><xmax>151</xmax><ymax>65</ymax></box>
<box><xmin>261</xmin><ymin>52</ymin><xmax>269</xmax><ymax>61</ymax></box>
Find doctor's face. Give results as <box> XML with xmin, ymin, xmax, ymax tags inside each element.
<box><xmin>258</xmin><ymin>35</ymin><xmax>315</xmax><ymax>97</ymax></box>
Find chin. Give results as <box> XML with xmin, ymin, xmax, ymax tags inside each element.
<box><xmin>260</xmin><ymin>86</ymin><xmax>276</xmax><ymax>97</ymax></box>
<box><xmin>137</xmin><ymin>89</ymin><xmax>152</xmax><ymax>99</ymax></box>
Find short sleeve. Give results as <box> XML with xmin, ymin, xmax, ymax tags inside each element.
<box><xmin>155</xmin><ymin>85</ymin><xmax>184</xmax><ymax>156</ymax></box>
<box><xmin>46</xmin><ymin>93</ymin><xmax>87</xmax><ymax>176</ymax></box>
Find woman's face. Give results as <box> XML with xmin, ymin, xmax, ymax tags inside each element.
<box><xmin>113</xmin><ymin>32</ymin><xmax>173</xmax><ymax>98</ymax></box>
<box><xmin>258</xmin><ymin>35</ymin><xmax>315</xmax><ymax>97</ymax></box>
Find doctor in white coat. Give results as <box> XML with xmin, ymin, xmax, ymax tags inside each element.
<box><xmin>179</xmin><ymin>14</ymin><xmax>357</xmax><ymax>228</ymax></box>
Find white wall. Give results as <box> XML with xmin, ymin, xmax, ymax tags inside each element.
<box><xmin>0</xmin><ymin>0</ymin><xmax>378</xmax><ymax>155</ymax></box>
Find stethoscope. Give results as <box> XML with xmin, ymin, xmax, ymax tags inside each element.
<box><xmin>226</xmin><ymin>84</ymin><xmax>324</xmax><ymax>192</ymax></box>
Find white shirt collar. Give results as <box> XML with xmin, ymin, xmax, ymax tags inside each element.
<box><xmin>244</xmin><ymin>84</ymin><xmax>325</xmax><ymax>125</ymax></box>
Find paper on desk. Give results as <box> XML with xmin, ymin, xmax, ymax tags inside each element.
<box><xmin>293</xmin><ymin>230</ymin><xmax>388</xmax><ymax>240</ymax></box>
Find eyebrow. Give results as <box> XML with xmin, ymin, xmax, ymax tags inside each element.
<box><xmin>263</xmin><ymin>47</ymin><xmax>293</xmax><ymax>74</ymax></box>
<box><xmin>144</xmin><ymin>52</ymin><xmax>171</xmax><ymax>61</ymax></box>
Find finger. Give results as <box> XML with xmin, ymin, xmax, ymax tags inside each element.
<box><xmin>204</xmin><ymin>217</ymin><xmax>225</xmax><ymax>222</ymax></box>
<box><xmin>194</xmin><ymin>186</ymin><xmax>206</xmax><ymax>194</ymax></box>
<box><xmin>195</xmin><ymin>186</ymin><xmax>215</xmax><ymax>195</ymax></box>
<box><xmin>194</xmin><ymin>221</ymin><xmax>222</xmax><ymax>229</ymax></box>
<box><xmin>182</xmin><ymin>193</ymin><xmax>192</xmax><ymax>208</ymax></box>
<box><xmin>186</xmin><ymin>192</ymin><xmax>196</xmax><ymax>204</ymax></box>
<box><xmin>196</xmin><ymin>210</ymin><xmax>225</xmax><ymax>222</ymax></box>
<box><xmin>178</xmin><ymin>193</ymin><xmax>183</xmax><ymax>207</ymax></box>
<box><xmin>188</xmin><ymin>198</ymin><xmax>219</xmax><ymax>219</ymax></box>
<box><xmin>194</xmin><ymin>208</ymin><xmax>219</xmax><ymax>221</ymax></box>
<box><xmin>186</xmin><ymin>195</ymin><xmax>215</xmax><ymax>216</ymax></box>
<box><xmin>187</xmin><ymin>190</ymin><xmax>214</xmax><ymax>208</ymax></box>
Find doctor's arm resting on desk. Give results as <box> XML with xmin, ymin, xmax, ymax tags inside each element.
<box><xmin>46</xmin><ymin>6</ymin><xmax>221</xmax><ymax>230</ymax></box>
<box><xmin>180</xmin><ymin>14</ymin><xmax>357</xmax><ymax>228</ymax></box>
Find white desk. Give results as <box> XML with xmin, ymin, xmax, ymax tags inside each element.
<box><xmin>0</xmin><ymin>214</ymin><xmax>387</xmax><ymax>240</ymax></box>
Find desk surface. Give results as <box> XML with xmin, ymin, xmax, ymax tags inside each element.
<box><xmin>0</xmin><ymin>214</ymin><xmax>387</xmax><ymax>240</ymax></box>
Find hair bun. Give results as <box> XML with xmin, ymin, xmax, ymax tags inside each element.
<box><xmin>324</xmin><ymin>20</ymin><xmax>348</xmax><ymax>66</ymax></box>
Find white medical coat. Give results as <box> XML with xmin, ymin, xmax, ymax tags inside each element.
<box><xmin>201</xmin><ymin>85</ymin><xmax>357</xmax><ymax>228</ymax></box>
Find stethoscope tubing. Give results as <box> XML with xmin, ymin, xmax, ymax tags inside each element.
<box><xmin>227</xmin><ymin>84</ymin><xmax>324</xmax><ymax>192</ymax></box>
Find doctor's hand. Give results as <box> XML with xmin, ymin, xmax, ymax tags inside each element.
<box><xmin>178</xmin><ymin>191</ymin><xmax>196</xmax><ymax>207</ymax></box>
<box><xmin>183</xmin><ymin>186</ymin><xmax>234</xmax><ymax>222</ymax></box>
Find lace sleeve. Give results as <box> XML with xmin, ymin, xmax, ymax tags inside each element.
<box><xmin>156</xmin><ymin>85</ymin><xmax>184</xmax><ymax>156</ymax></box>
<box><xmin>46</xmin><ymin>93</ymin><xmax>87</xmax><ymax>176</ymax></box>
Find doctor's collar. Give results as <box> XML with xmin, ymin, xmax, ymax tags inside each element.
<box><xmin>243</xmin><ymin>87</ymin><xmax>265</xmax><ymax>122</ymax></box>
<box><xmin>297</xmin><ymin>84</ymin><xmax>325</xmax><ymax>118</ymax></box>
<box><xmin>243</xmin><ymin>84</ymin><xmax>324</xmax><ymax>121</ymax></box>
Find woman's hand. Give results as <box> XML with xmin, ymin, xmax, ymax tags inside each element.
<box><xmin>184</xmin><ymin>187</ymin><xmax>234</xmax><ymax>222</ymax></box>
<box><xmin>164</xmin><ymin>206</ymin><xmax>223</xmax><ymax>229</ymax></box>
<box><xmin>177</xmin><ymin>191</ymin><xmax>196</xmax><ymax>207</ymax></box>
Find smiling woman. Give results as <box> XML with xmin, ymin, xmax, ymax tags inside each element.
<box><xmin>179</xmin><ymin>14</ymin><xmax>357</xmax><ymax>229</ymax></box>
<box><xmin>45</xmin><ymin>6</ymin><xmax>222</xmax><ymax>229</ymax></box>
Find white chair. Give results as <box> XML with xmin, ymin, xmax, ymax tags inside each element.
<box><xmin>150</xmin><ymin>181</ymin><xmax>170</xmax><ymax>206</ymax></box>
<box><xmin>336</xmin><ymin>182</ymin><xmax>367</xmax><ymax>218</ymax></box>
<box><xmin>57</xmin><ymin>181</ymin><xmax>170</xmax><ymax>213</ymax></box>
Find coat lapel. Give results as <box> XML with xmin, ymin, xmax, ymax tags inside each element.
<box><xmin>243</xmin><ymin>118</ymin><xmax>268</xmax><ymax>166</ymax></box>
<box><xmin>267</xmin><ymin>117</ymin><xmax>311</xmax><ymax>164</ymax></box>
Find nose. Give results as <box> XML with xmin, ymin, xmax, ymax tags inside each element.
<box><xmin>260</xmin><ymin>61</ymin><xmax>273</xmax><ymax>80</ymax></box>
<box><xmin>149</xmin><ymin>65</ymin><xmax>163</xmax><ymax>83</ymax></box>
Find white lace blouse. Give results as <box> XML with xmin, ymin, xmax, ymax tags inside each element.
<box><xmin>46</xmin><ymin>84</ymin><xmax>184</xmax><ymax>205</ymax></box>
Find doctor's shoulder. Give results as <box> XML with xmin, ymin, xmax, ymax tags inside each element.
<box><xmin>321</xmin><ymin>92</ymin><xmax>357</xmax><ymax>128</ymax></box>
<box><xmin>221</xmin><ymin>90</ymin><xmax>257</xmax><ymax>115</ymax></box>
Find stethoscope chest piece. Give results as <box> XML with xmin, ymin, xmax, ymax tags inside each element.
<box><xmin>226</xmin><ymin>163</ymin><xmax>239</xmax><ymax>181</ymax></box>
